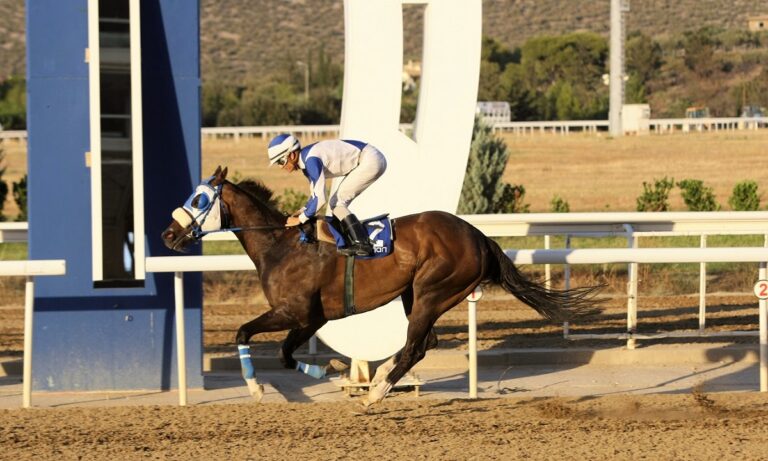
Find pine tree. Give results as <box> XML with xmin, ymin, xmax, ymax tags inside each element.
<box><xmin>457</xmin><ymin>118</ymin><xmax>530</xmax><ymax>214</ymax></box>
<box><xmin>457</xmin><ymin>118</ymin><xmax>510</xmax><ymax>214</ymax></box>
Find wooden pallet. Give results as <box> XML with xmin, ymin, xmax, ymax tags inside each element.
<box><xmin>330</xmin><ymin>359</ymin><xmax>424</xmax><ymax>397</ymax></box>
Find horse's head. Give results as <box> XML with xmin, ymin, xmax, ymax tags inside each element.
<box><xmin>162</xmin><ymin>166</ymin><xmax>229</xmax><ymax>252</ymax></box>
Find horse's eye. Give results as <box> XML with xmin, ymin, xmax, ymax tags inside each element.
<box><xmin>192</xmin><ymin>194</ymin><xmax>210</xmax><ymax>210</ymax></box>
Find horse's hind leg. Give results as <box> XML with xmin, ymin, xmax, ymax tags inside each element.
<box><xmin>372</xmin><ymin>327</ymin><xmax>437</xmax><ymax>386</ymax></box>
<box><xmin>365</xmin><ymin>313</ymin><xmax>437</xmax><ymax>406</ymax></box>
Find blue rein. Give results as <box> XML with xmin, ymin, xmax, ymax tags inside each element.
<box><xmin>188</xmin><ymin>182</ymin><xmax>285</xmax><ymax>240</ymax></box>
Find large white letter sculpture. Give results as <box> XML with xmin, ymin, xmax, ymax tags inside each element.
<box><xmin>316</xmin><ymin>0</ymin><xmax>482</xmax><ymax>361</ymax></box>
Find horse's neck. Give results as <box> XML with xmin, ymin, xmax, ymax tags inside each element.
<box><xmin>226</xmin><ymin>188</ymin><xmax>285</xmax><ymax>270</ymax></box>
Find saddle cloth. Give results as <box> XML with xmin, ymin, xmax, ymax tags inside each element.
<box><xmin>317</xmin><ymin>214</ymin><xmax>394</xmax><ymax>260</ymax></box>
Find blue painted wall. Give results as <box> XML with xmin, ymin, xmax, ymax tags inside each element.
<box><xmin>26</xmin><ymin>0</ymin><xmax>203</xmax><ymax>391</ymax></box>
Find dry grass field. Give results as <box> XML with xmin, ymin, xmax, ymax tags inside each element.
<box><xmin>201</xmin><ymin>130</ymin><xmax>768</xmax><ymax>213</ymax></box>
<box><xmin>5</xmin><ymin>130</ymin><xmax>767</xmax><ymax>218</ymax></box>
<box><xmin>501</xmin><ymin>131</ymin><xmax>768</xmax><ymax>212</ymax></box>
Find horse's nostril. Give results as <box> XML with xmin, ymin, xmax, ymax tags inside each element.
<box><xmin>162</xmin><ymin>230</ymin><xmax>174</xmax><ymax>241</ymax></box>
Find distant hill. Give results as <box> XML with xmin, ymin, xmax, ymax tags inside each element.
<box><xmin>2</xmin><ymin>0</ymin><xmax>765</xmax><ymax>82</ymax></box>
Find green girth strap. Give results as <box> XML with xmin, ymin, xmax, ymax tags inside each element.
<box><xmin>344</xmin><ymin>255</ymin><xmax>357</xmax><ymax>317</ymax></box>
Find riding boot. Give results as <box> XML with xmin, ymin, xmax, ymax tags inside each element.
<box><xmin>339</xmin><ymin>214</ymin><xmax>374</xmax><ymax>256</ymax></box>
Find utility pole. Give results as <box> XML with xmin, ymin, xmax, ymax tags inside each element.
<box><xmin>609</xmin><ymin>0</ymin><xmax>628</xmax><ymax>137</ymax></box>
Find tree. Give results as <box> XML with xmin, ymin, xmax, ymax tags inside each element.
<box><xmin>683</xmin><ymin>27</ymin><xmax>719</xmax><ymax>77</ymax></box>
<box><xmin>12</xmin><ymin>174</ymin><xmax>26</xmax><ymax>221</ymax></box>
<box><xmin>625</xmin><ymin>32</ymin><xmax>663</xmax><ymax>103</ymax></box>
<box><xmin>458</xmin><ymin>118</ymin><xmax>528</xmax><ymax>214</ymax></box>
<box><xmin>0</xmin><ymin>143</ymin><xmax>8</xmax><ymax>220</ymax></box>
<box><xmin>626</xmin><ymin>32</ymin><xmax>663</xmax><ymax>84</ymax></box>
<box><xmin>0</xmin><ymin>76</ymin><xmax>26</xmax><ymax>130</ymax></box>
<box><xmin>517</xmin><ymin>32</ymin><xmax>609</xmax><ymax>120</ymax></box>
<box><xmin>201</xmin><ymin>80</ymin><xmax>241</xmax><ymax>127</ymax></box>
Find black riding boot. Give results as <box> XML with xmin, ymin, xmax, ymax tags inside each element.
<box><xmin>339</xmin><ymin>215</ymin><xmax>374</xmax><ymax>256</ymax></box>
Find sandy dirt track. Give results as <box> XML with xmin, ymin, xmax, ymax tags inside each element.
<box><xmin>2</xmin><ymin>291</ymin><xmax>766</xmax><ymax>460</ymax></box>
<box><xmin>3</xmin><ymin>393</ymin><xmax>768</xmax><ymax>460</ymax></box>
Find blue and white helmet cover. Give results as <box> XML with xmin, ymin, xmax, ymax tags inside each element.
<box><xmin>267</xmin><ymin>133</ymin><xmax>300</xmax><ymax>165</ymax></box>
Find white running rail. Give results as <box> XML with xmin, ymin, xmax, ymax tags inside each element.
<box><xmin>4</xmin><ymin>116</ymin><xmax>765</xmax><ymax>142</ymax></box>
<box><xmin>147</xmin><ymin>211</ymin><xmax>768</xmax><ymax>400</ymax></box>
<box><xmin>3</xmin><ymin>260</ymin><xmax>67</xmax><ymax>409</ymax></box>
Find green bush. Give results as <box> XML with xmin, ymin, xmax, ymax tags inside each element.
<box><xmin>0</xmin><ymin>77</ymin><xmax>26</xmax><ymax>130</ymax></box>
<box><xmin>677</xmin><ymin>179</ymin><xmax>720</xmax><ymax>211</ymax></box>
<box><xmin>0</xmin><ymin>143</ymin><xmax>8</xmax><ymax>221</ymax></box>
<box><xmin>636</xmin><ymin>177</ymin><xmax>675</xmax><ymax>211</ymax></box>
<box><xmin>12</xmin><ymin>174</ymin><xmax>26</xmax><ymax>221</ymax></box>
<box><xmin>495</xmin><ymin>184</ymin><xmax>530</xmax><ymax>214</ymax></box>
<box><xmin>550</xmin><ymin>195</ymin><xmax>570</xmax><ymax>213</ymax></box>
<box><xmin>277</xmin><ymin>188</ymin><xmax>308</xmax><ymax>215</ymax></box>
<box><xmin>729</xmin><ymin>180</ymin><xmax>760</xmax><ymax>211</ymax></box>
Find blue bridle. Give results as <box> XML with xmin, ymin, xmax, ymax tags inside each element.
<box><xmin>173</xmin><ymin>177</ymin><xmax>286</xmax><ymax>241</ymax></box>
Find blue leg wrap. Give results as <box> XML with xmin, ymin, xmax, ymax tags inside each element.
<box><xmin>238</xmin><ymin>344</ymin><xmax>255</xmax><ymax>380</ymax></box>
<box><xmin>296</xmin><ymin>361</ymin><xmax>326</xmax><ymax>379</ymax></box>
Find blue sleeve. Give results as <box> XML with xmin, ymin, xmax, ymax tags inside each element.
<box><xmin>302</xmin><ymin>157</ymin><xmax>326</xmax><ymax>219</ymax></box>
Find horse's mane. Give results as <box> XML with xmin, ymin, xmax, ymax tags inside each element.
<box><xmin>234</xmin><ymin>179</ymin><xmax>282</xmax><ymax>213</ymax></box>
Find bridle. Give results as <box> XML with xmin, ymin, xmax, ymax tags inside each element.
<box><xmin>172</xmin><ymin>179</ymin><xmax>285</xmax><ymax>246</ymax></box>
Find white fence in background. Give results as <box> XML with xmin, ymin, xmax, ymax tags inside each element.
<box><xmin>3</xmin><ymin>116</ymin><xmax>766</xmax><ymax>143</ymax></box>
<box><xmin>0</xmin><ymin>130</ymin><xmax>28</xmax><ymax>141</ymax></box>
<box><xmin>9</xmin><ymin>213</ymin><xmax>768</xmax><ymax>406</ymax></box>
<box><xmin>0</xmin><ymin>224</ymin><xmax>66</xmax><ymax>409</ymax></box>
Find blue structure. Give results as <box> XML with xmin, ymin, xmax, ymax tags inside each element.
<box><xmin>26</xmin><ymin>1</ymin><xmax>203</xmax><ymax>390</ymax></box>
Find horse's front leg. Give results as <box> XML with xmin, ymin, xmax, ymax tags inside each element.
<box><xmin>279</xmin><ymin>321</ymin><xmax>348</xmax><ymax>379</ymax></box>
<box><xmin>235</xmin><ymin>309</ymin><xmax>304</xmax><ymax>402</ymax></box>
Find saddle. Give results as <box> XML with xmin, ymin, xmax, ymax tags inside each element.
<box><xmin>300</xmin><ymin>215</ymin><xmax>395</xmax><ymax>317</ymax></box>
<box><xmin>306</xmin><ymin>214</ymin><xmax>395</xmax><ymax>260</ymax></box>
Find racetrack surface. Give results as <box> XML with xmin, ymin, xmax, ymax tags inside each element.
<box><xmin>3</xmin><ymin>392</ymin><xmax>768</xmax><ymax>460</ymax></box>
<box><xmin>1</xmin><ymin>281</ymin><xmax>764</xmax><ymax>459</ymax></box>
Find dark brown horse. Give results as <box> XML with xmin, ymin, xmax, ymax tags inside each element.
<box><xmin>162</xmin><ymin>167</ymin><xmax>602</xmax><ymax>406</ymax></box>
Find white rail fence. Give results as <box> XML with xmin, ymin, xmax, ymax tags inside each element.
<box><xmin>147</xmin><ymin>212</ymin><xmax>768</xmax><ymax>403</ymax></box>
<box><xmin>0</xmin><ymin>224</ymin><xmax>69</xmax><ymax>409</ymax></box>
<box><xmin>3</xmin><ymin>116</ymin><xmax>766</xmax><ymax>142</ymax></box>
<box><xmin>10</xmin><ymin>213</ymin><xmax>768</xmax><ymax>406</ymax></box>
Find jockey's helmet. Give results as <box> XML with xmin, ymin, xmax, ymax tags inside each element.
<box><xmin>267</xmin><ymin>133</ymin><xmax>301</xmax><ymax>166</ymax></box>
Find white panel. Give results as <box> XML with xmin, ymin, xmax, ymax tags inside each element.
<box><xmin>87</xmin><ymin>0</ymin><xmax>104</xmax><ymax>281</ymax></box>
<box><xmin>129</xmin><ymin>0</ymin><xmax>145</xmax><ymax>280</ymax></box>
<box><xmin>318</xmin><ymin>0</ymin><xmax>482</xmax><ymax>360</ymax></box>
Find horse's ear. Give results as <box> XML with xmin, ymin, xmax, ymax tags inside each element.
<box><xmin>221</xmin><ymin>167</ymin><xmax>228</xmax><ymax>181</ymax></box>
<box><xmin>213</xmin><ymin>165</ymin><xmax>222</xmax><ymax>177</ymax></box>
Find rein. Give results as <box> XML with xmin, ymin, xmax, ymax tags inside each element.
<box><xmin>187</xmin><ymin>181</ymin><xmax>286</xmax><ymax>240</ymax></box>
<box><xmin>192</xmin><ymin>224</ymin><xmax>286</xmax><ymax>239</ymax></box>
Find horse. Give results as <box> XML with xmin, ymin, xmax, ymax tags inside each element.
<box><xmin>161</xmin><ymin>166</ymin><xmax>603</xmax><ymax>407</ymax></box>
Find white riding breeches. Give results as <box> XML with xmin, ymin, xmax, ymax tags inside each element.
<box><xmin>327</xmin><ymin>145</ymin><xmax>387</xmax><ymax>220</ymax></box>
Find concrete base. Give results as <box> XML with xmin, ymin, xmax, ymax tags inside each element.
<box><xmin>203</xmin><ymin>343</ymin><xmax>760</xmax><ymax>373</ymax></box>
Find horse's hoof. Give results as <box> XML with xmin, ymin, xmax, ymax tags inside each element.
<box><xmin>245</xmin><ymin>378</ymin><xmax>264</xmax><ymax>402</ymax></box>
<box><xmin>325</xmin><ymin>359</ymin><xmax>349</xmax><ymax>375</ymax></box>
<box><xmin>351</xmin><ymin>399</ymin><xmax>373</xmax><ymax>415</ymax></box>
<box><xmin>250</xmin><ymin>384</ymin><xmax>265</xmax><ymax>402</ymax></box>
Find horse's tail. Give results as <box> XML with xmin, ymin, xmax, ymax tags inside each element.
<box><xmin>483</xmin><ymin>237</ymin><xmax>603</xmax><ymax>322</ymax></box>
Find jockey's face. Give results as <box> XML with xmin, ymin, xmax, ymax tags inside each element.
<box><xmin>281</xmin><ymin>150</ymin><xmax>300</xmax><ymax>173</ymax></box>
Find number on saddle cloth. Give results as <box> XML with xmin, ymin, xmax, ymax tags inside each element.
<box><xmin>304</xmin><ymin>214</ymin><xmax>395</xmax><ymax>259</ymax></box>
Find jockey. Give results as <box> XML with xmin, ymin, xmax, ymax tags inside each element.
<box><xmin>267</xmin><ymin>133</ymin><xmax>387</xmax><ymax>256</ymax></box>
